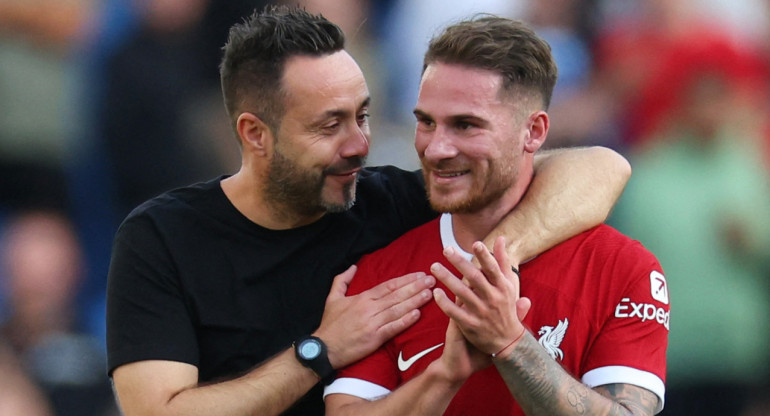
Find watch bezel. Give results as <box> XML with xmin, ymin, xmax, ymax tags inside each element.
<box><xmin>293</xmin><ymin>335</ymin><xmax>336</xmax><ymax>385</ymax></box>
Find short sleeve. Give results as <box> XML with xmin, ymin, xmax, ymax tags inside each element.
<box><xmin>582</xmin><ymin>242</ymin><xmax>669</xmax><ymax>411</ymax></box>
<box><xmin>106</xmin><ymin>213</ymin><xmax>198</xmax><ymax>375</ymax></box>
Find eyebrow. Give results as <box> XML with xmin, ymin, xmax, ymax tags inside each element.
<box><xmin>317</xmin><ymin>96</ymin><xmax>371</xmax><ymax>122</ymax></box>
<box><xmin>413</xmin><ymin>109</ymin><xmax>430</xmax><ymax>119</ymax></box>
<box><xmin>414</xmin><ymin>109</ymin><xmax>489</xmax><ymax>127</ymax></box>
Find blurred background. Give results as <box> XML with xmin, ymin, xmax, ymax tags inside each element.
<box><xmin>0</xmin><ymin>0</ymin><xmax>768</xmax><ymax>415</ymax></box>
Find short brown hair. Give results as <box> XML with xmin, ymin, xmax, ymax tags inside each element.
<box><xmin>423</xmin><ymin>15</ymin><xmax>558</xmax><ymax>109</ymax></box>
<box><xmin>219</xmin><ymin>5</ymin><xmax>345</xmax><ymax>134</ymax></box>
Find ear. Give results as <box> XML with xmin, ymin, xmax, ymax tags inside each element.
<box><xmin>523</xmin><ymin>111</ymin><xmax>549</xmax><ymax>153</ymax></box>
<box><xmin>236</xmin><ymin>112</ymin><xmax>274</xmax><ymax>157</ymax></box>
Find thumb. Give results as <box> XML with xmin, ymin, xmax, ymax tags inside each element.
<box><xmin>516</xmin><ymin>297</ymin><xmax>532</xmax><ymax>321</ymax></box>
<box><xmin>328</xmin><ymin>265</ymin><xmax>357</xmax><ymax>300</ymax></box>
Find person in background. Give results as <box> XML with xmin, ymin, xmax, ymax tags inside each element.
<box><xmin>0</xmin><ymin>338</ymin><xmax>53</xmax><ymax>416</ymax></box>
<box><xmin>610</xmin><ymin>33</ymin><xmax>770</xmax><ymax>416</ymax></box>
<box><xmin>0</xmin><ymin>210</ymin><xmax>117</xmax><ymax>416</ymax></box>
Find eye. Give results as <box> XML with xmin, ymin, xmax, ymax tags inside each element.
<box><xmin>356</xmin><ymin>112</ymin><xmax>370</xmax><ymax>125</ymax></box>
<box><xmin>415</xmin><ymin>117</ymin><xmax>435</xmax><ymax>129</ymax></box>
<box><xmin>455</xmin><ymin>120</ymin><xmax>475</xmax><ymax>130</ymax></box>
<box><xmin>322</xmin><ymin>121</ymin><xmax>341</xmax><ymax>133</ymax></box>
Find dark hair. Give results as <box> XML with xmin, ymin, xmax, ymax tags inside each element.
<box><xmin>423</xmin><ymin>15</ymin><xmax>558</xmax><ymax>109</ymax></box>
<box><xmin>219</xmin><ymin>5</ymin><xmax>345</xmax><ymax>133</ymax></box>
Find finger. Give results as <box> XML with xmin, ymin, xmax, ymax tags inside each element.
<box><xmin>493</xmin><ymin>236</ymin><xmax>512</xmax><ymax>277</ymax></box>
<box><xmin>367</xmin><ymin>271</ymin><xmax>432</xmax><ymax>301</ymax></box>
<box><xmin>471</xmin><ymin>240</ymin><xmax>507</xmax><ymax>288</ymax></box>
<box><xmin>430</xmin><ymin>262</ymin><xmax>482</xmax><ymax>311</ymax></box>
<box><xmin>373</xmin><ymin>283</ymin><xmax>433</xmax><ymax>327</ymax></box>
<box><xmin>433</xmin><ymin>288</ymin><xmax>470</xmax><ymax>324</ymax></box>
<box><xmin>328</xmin><ymin>265</ymin><xmax>357</xmax><ymax>300</ymax></box>
<box><xmin>516</xmin><ymin>297</ymin><xmax>532</xmax><ymax>321</ymax></box>
<box><xmin>442</xmin><ymin>246</ymin><xmax>495</xmax><ymax>298</ymax></box>
<box><xmin>375</xmin><ymin>308</ymin><xmax>421</xmax><ymax>341</ymax></box>
<box><xmin>492</xmin><ymin>237</ymin><xmax>518</xmax><ymax>288</ymax></box>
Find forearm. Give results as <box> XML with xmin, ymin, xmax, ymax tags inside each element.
<box><xmin>185</xmin><ymin>350</ymin><xmax>317</xmax><ymax>415</ymax></box>
<box><xmin>115</xmin><ymin>350</ymin><xmax>320</xmax><ymax>416</ymax></box>
<box><xmin>328</xmin><ymin>362</ymin><xmax>463</xmax><ymax>416</ymax></box>
<box><xmin>494</xmin><ymin>333</ymin><xmax>651</xmax><ymax>416</ymax></box>
<box><xmin>485</xmin><ymin>146</ymin><xmax>631</xmax><ymax>264</ymax></box>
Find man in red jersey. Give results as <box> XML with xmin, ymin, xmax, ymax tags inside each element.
<box><xmin>325</xmin><ymin>15</ymin><xmax>668</xmax><ymax>416</ymax></box>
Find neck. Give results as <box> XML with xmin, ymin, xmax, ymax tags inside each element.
<box><xmin>221</xmin><ymin>170</ymin><xmax>325</xmax><ymax>230</ymax></box>
<box><xmin>451</xmin><ymin>168</ymin><xmax>534</xmax><ymax>252</ymax></box>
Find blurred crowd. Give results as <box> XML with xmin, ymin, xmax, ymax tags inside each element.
<box><xmin>1</xmin><ymin>0</ymin><xmax>769</xmax><ymax>415</ymax></box>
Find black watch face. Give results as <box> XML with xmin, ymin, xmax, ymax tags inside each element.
<box><xmin>298</xmin><ymin>339</ymin><xmax>322</xmax><ymax>360</ymax></box>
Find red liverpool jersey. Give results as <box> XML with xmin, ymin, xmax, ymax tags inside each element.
<box><xmin>326</xmin><ymin>214</ymin><xmax>669</xmax><ymax>414</ymax></box>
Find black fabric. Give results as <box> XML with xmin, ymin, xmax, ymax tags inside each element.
<box><xmin>106</xmin><ymin>166</ymin><xmax>434</xmax><ymax>415</ymax></box>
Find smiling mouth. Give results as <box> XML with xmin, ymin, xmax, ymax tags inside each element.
<box><xmin>434</xmin><ymin>170</ymin><xmax>470</xmax><ymax>178</ymax></box>
<box><xmin>330</xmin><ymin>167</ymin><xmax>360</xmax><ymax>177</ymax></box>
<box><xmin>325</xmin><ymin>157</ymin><xmax>364</xmax><ymax>177</ymax></box>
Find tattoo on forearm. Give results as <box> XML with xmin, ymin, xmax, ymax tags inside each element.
<box><xmin>494</xmin><ymin>335</ymin><xmax>659</xmax><ymax>416</ymax></box>
<box><xmin>595</xmin><ymin>383</ymin><xmax>659</xmax><ymax>415</ymax></box>
<box><xmin>566</xmin><ymin>386</ymin><xmax>588</xmax><ymax>415</ymax></box>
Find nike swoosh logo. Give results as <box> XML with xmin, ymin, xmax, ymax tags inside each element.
<box><xmin>397</xmin><ymin>343</ymin><xmax>444</xmax><ymax>371</ymax></box>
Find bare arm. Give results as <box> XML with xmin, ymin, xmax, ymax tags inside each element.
<box><xmin>433</xmin><ymin>239</ymin><xmax>659</xmax><ymax>415</ymax></box>
<box><xmin>486</xmin><ymin>146</ymin><xmax>631</xmax><ymax>265</ymax></box>
<box><xmin>326</xmin><ymin>325</ymin><xmax>657</xmax><ymax>416</ymax></box>
<box><xmin>492</xmin><ymin>333</ymin><xmax>659</xmax><ymax>416</ymax></box>
<box><xmin>112</xmin><ymin>267</ymin><xmax>435</xmax><ymax>416</ymax></box>
<box><xmin>325</xmin><ymin>318</ymin><xmax>488</xmax><ymax>416</ymax></box>
<box><xmin>325</xmin><ymin>358</ymin><xmax>463</xmax><ymax>416</ymax></box>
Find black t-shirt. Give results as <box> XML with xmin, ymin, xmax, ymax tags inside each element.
<box><xmin>106</xmin><ymin>166</ymin><xmax>435</xmax><ymax>415</ymax></box>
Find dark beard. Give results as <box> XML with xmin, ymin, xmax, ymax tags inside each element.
<box><xmin>265</xmin><ymin>150</ymin><xmax>364</xmax><ymax>217</ymax></box>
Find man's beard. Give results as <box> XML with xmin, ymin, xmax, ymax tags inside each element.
<box><xmin>265</xmin><ymin>149</ymin><xmax>365</xmax><ymax>217</ymax></box>
<box><xmin>423</xmin><ymin>159</ymin><xmax>516</xmax><ymax>214</ymax></box>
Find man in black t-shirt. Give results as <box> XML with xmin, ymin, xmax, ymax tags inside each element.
<box><xmin>106</xmin><ymin>6</ymin><xmax>631</xmax><ymax>416</ymax></box>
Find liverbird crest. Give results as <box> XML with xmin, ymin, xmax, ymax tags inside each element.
<box><xmin>537</xmin><ymin>318</ymin><xmax>569</xmax><ymax>361</ymax></box>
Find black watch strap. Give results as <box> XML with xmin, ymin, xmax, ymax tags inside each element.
<box><xmin>293</xmin><ymin>335</ymin><xmax>336</xmax><ymax>385</ymax></box>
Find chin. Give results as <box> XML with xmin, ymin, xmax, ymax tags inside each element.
<box><xmin>428</xmin><ymin>186</ymin><xmax>466</xmax><ymax>209</ymax></box>
<box><xmin>322</xmin><ymin>187</ymin><xmax>357</xmax><ymax>213</ymax></box>
<box><xmin>429</xmin><ymin>196</ymin><xmax>466</xmax><ymax>213</ymax></box>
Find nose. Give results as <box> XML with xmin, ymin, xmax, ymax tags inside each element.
<box><xmin>420</xmin><ymin>127</ymin><xmax>457</xmax><ymax>162</ymax></box>
<box><xmin>340</xmin><ymin>124</ymin><xmax>370</xmax><ymax>158</ymax></box>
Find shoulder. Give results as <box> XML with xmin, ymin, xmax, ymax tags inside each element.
<box><xmin>536</xmin><ymin>225</ymin><xmax>663</xmax><ymax>289</ymax></box>
<box><xmin>348</xmin><ymin>218</ymin><xmax>441</xmax><ymax>294</ymax></box>
<box><xmin>115</xmin><ymin>177</ymin><xmax>227</xmax><ymax>243</ymax></box>
<box><xmin>561</xmin><ymin>225</ymin><xmax>658</xmax><ymax>263</ymax></box>
<box><xmin>122</xmin><ymin>177</ymin><xmax>224</xmax><ymax>223</ymax></box>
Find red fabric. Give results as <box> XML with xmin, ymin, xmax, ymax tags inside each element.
<box><xmin>335</xmin><ymin>220</ymin><xmax>669</xmax><ymax>415</ymax></box>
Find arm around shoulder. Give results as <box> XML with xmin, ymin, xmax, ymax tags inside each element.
<box><xmin>486</xmin><ymin>146</ymin><xmax>631</xmax><ymax>264</ymax></box>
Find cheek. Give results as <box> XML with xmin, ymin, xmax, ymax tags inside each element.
<box><xmin>280</xmin><ymin>140</ymin><xmax>329</xmax><ymax>169</ymax></box>
<box><xmin>414</xmin><ymin>132</ymin><xmax>429</xmax><ymax>156</ymax></box>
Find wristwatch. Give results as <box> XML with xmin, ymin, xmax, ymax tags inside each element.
<box><xmin>293</xmin><ymin>335</ymin><xmax>336</xmax><ymax>385</ymax></box>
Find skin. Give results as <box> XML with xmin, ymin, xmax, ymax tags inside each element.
<box><xmin>414</xmin><ymin>63</ymin><xmax>545</xmax><ymax>246</ymax></box>
<box><xmin>113</xmin><ymin>50</ymin><xmax>633</xmax><ymax>416</ymax></box>
<box><xmin>222</xmin><ymin>51</ymin><xmax>372</xmax><ymax>230</ymax></box>
<box><xmin>326</xmin><ymin>63</ymin><xmax>658</xmax><ymax>416</ymax></box>
<box><xmin>112</xmin><ymin>51</ymin><xmax>436</xmax><ymax>416</ymax></box>
<box><xmin>434</xmin><ymin>240</ymin><xmax>660</xmax><ymax>416</ymax></box>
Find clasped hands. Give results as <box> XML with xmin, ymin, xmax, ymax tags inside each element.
<box><xmin>432</xmin><ymin>237</ymin><xmax>531</xmax><ymax>381</ymax></box>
